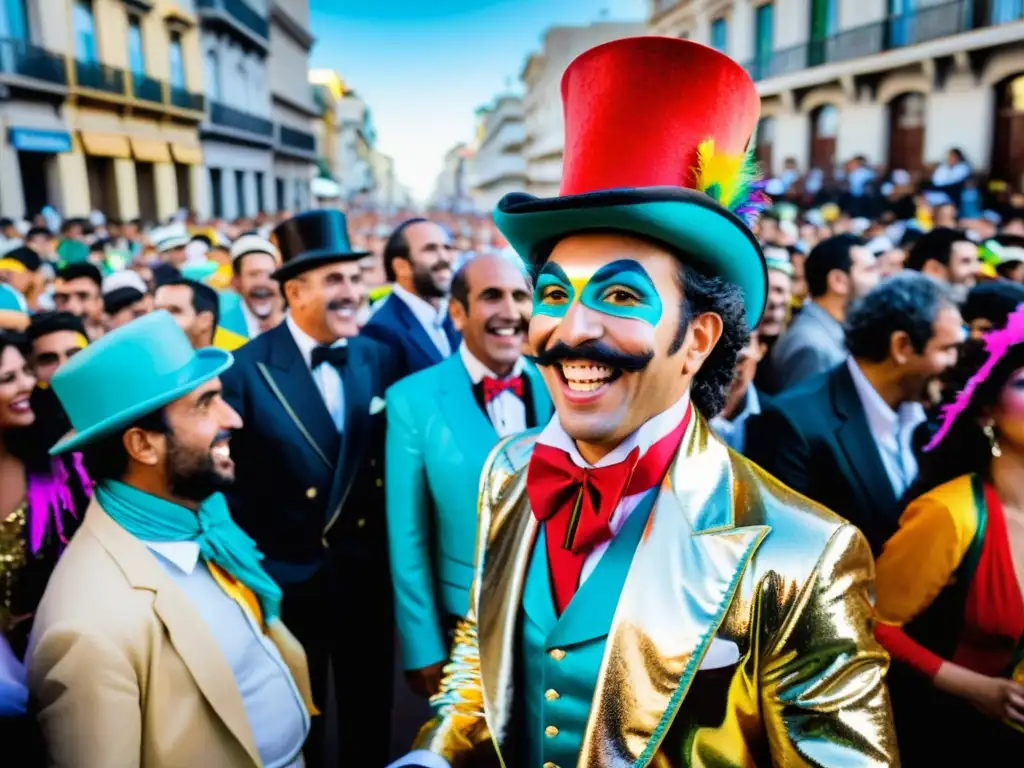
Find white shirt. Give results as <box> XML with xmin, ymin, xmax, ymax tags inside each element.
<box><xmin>846</xmin><ymin>358</ymin><xmax>926</xmax><ymax>499</ymax></box>
<box><xmin>459</xmin><ymin>342</ymin><xmax>526</xmax><ymax>438</ymax></box>
<box><xmin>710</xmin><ymin>386</ymin><xmax>761</xmax><ymax>455</ymax></box>
<box><xmin>534</xmin><ymin>392</ymin><xmax>691</xmax><ymax>585</ymax></box>
<box><xmin>286</xmin><ymin>314</ymin><xmax>346</xmax><ymax>432</ymax></box>
<box><xmin>144</xmin><ymin>541</ymin><xmax>309</xmax><ymax>768</ymax></box>
<box><xmin>389</xmin><ymin>393</ymin><xmax>693</xmax><ymax>768</ymax></box>
<box><xmin>241</xmin><ymin>300</ymin><xmax>262</xmax><ymax>339</ymax></box>
<box><xmin>392</xmin><ymin>283</ymin><xmax>452</xmax><ymax>358</ymax></box>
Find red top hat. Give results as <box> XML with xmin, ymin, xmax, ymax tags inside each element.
<box><xmin>560</xmin><ymin>36</ymin><xmax>761</xmax><ymax>196</ymax></box>
<box><xmin>494</xmin><ymin>37</ymin><xmax>768</xmax><ymax>328</ymax></box>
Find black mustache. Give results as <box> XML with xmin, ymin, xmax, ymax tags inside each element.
<box><xmin>430</xmin><ymin>261</ymin><xmax>452</xmax><ymax>273</ymax></box>
<box><xmin>529</xmin><ymin>340</ymin><xmax>653</xmax><ymax>372</ymax></box>
<box><xmin>327</xmin><ymin>299</ymin><xmax>357</xmax><ymax>311</ymax></box>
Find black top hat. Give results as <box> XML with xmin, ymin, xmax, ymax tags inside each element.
<box><xmin>271</xmin><ymin>210</ymin><xmax>369</xmax><ymax>283</ymax></box>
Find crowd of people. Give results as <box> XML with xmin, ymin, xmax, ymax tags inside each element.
<box><xmin>0</xmin><ymin>34</ymin><xmax>1024</xmax><ymax>768</ymax></box>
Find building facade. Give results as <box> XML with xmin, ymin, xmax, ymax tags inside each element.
<box><xmin>469</xmin><ymin>95</ymin><xmax>528</xmax><ymax>211</ymax></box>
<box><xmin>268</xmin><ymin>0</ymin><xmax>316</xmax><ymax>213</ymax></box>
<box><xmin>431</xmin><ymin>142</ymin><xmax>474</xmax><ymax>213</ymax></box>
<box><xmin>199</xmin><ymin>0</ymin><xmax>274</xmax><ymax>219</ymax></box>
<box><xmin>521</xmin><ymin>21</ymin><xmax>645</xmax><ymax>198</ymax></box>
<box><xmin>310</xmin><ymin>69</ymin><xmax>381</xmax><ymax>205</ymax></box>
<box><xmin>0</xmin><ymin>0</ymin><xmax>207</xmax><ymax>221</ymax></box>
<box><xmin>650</xmin><ymin>0</ymin><xmax>1024</xmax><ymax>189</ymax></box>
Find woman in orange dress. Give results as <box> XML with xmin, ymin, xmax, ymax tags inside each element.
<box><xmin>875</xmin><ymin>307</ymin><xmax>1024</xmax><ymax>764</ymax></box>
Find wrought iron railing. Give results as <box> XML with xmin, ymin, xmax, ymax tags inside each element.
<box><xmin>279</xmin><ymin>125</ymin><xmax>316</xmax><ymax>153</ymax></box>
<box><xmin>743</xmin><ymin>0</ymin><xmax>1023</xmax><ymax>81</ymax></box>
<box><xmin>75</xmin><ymin>60</ymin><xmax>125</xmax><ymax>94</ymax></box>
<box><xmin>171</xmin><ymin>86</ymin><xmax>204</xmax><ymax>112</ymax></box>
<box><xmin>196</xmin><ymin>0</ymin><xmax>270</xmax><ymax>40</ymax></box>
<box><xmin>0</xmin><ymin>38</ymin><xmax>66</xmax><ymax>85</ymax></box>
<box><xmin>208</xmin><ymin>100</ymin><xmax>274</xmax><ymax>137</ymax></box>
<box><xmin>133</xmin><ymin>72</ymin><xmax>163</xmax><ymax>103</ymax></box>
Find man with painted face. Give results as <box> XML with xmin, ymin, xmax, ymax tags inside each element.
<box><xmin>393</xmin><ymin>38</ymin><xmax>896</xmax><ymax>768</ymax></box>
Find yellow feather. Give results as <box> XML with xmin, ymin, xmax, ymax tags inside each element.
<box><xmin>694</xmin><ymin>139</ymin><xmax>746</xmax><ymax>208</ymax></box>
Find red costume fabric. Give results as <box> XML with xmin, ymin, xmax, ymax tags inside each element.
<box><xmin>527</xmin><ymin>406</ymin><xmax>691</xmax><ymax>614</ymax></box>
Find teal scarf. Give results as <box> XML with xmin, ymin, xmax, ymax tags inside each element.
<box><xmin>96</xmin><ymin>480</ymin><xmax>282</xmax><ymax>622</ymax></box>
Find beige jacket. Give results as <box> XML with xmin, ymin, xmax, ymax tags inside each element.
<box><xmin>27</xmin><ymin>499</ymin><xmax>315</xmax><ymax>767</ymax></box>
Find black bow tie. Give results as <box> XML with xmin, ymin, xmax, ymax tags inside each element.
<box><xmin>311</xmin><ymin>344</ymin><xmax>348</xmax><ymax>370</ymax></box>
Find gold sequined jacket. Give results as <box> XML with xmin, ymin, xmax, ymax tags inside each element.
<box><xmin>414</xmin><ymin>414</ymin><xmax>898</xmax><ymax>767</ymax></box>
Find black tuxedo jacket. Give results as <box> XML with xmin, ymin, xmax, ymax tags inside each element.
<box><xmin>361</xmin><ymin>292</ymin><xmax>460</xmax><ymax>379</ymax></box>
<box><xmin>745</xmin><ymin>362</ymin><xmax>902</xmax><ymax>555</ymax></box>
<box><xmin>221</xmin><ymin>322</ymin><xmax>398</xmax><ymax>584</ymax></box>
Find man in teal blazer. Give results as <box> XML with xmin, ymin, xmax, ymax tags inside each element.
<box><xmin>385</xmin><ymin>252</ymin><xmax>552</xmax><ymax>697</ymax></box>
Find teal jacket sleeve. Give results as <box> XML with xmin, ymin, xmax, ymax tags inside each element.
<box><xmin>386</xmin><ymin>384</ymin><xmax>449</xmax><ymax>671</ymax></box>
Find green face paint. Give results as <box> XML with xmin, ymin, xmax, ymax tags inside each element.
<box><xmin>532</xmin><ymin>259</ymin><xmax>663</xmax><ymax>326</ymax></box>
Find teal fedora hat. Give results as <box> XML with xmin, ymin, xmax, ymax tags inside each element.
<box><xmin>493</xmin><ymin>37</ymin><xmax>768</xmax><ymax>328</ymax></box>
<box><xmin>49</xmin><ymin>310</ymin><xmax>232</xmax><ymax>455</ymax></box>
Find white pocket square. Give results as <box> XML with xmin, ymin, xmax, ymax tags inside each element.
<box><xmin>698</xmin><ymin>638</ymin><xmax>740</xmax><ymax>671</ymax></box>
<box><xmin>369</xmin><ymin>396</ymin><xmax>386</xmax><ymax>415</ymax></box>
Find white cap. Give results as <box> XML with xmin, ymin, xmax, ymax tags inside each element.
<box><xmin>102</xmin><ymin>269</ymin><xmax>148</xmax><ymax>296</ymax></box>
<box><xmin>230</xmin><ymin>234</ymin><xmax>279</xmax><ymax>263</ymax></box>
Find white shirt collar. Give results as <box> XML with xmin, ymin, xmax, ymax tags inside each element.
<box><xmin>459</xmin><ymin>341</ymin><xmax>524</xmax><ymax>384</ymax></box>
<box><xmin>846</xmin><ymin>357</ymin><xmax>925</xmax><ymax>446</ymax></box>
<box><xmin>537</xmin><ymin>391</ymin><xmax>691</xmax><ymax>469</ymax></box>
<box><xmin>392</xmin><ymin>283</ymin><xmax>448</xmax><ymax>330</ymax></box>
<box><xmin>144</xmin><ymin>541</ymin><xmax>201</xmax><ymax>575</ymax></box>
<box><xmin>285</xmin><ymin>313</ymin><xmax>346</xmax><ymax>369</ymax></box>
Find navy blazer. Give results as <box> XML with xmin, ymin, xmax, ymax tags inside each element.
<box><xmin>745</xmin><ymin>362</ymin><xmax>901</xmax><ymax>555</ymax></box>
<box><xmin>221</xmin><ymin>322</ymin><xmax>397</xmax><ymax>584</ymax></box>
<box><xmin>361</xmin><ymin>293</ymin><xmax>460</xmax><ymax>379</ymax></box>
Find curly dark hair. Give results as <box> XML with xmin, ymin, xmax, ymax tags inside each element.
<box><xmin>906</xmin><ymin>338</ymin><xmax>1024</xmax><ymax>504</ymax></box>
<box><xmin>845</xmin><ymin>272</ymin><xmax>956</xmax><ymax>363</ymax></box>
<box><xmin>671</xmin><ymin>264</ymin><xmax>748</xmax><ymax>418</ymax></box>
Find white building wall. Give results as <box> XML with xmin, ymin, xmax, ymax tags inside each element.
<box><xmin>203</xmin><ymin>141</ymin><xmax>273</xmax><ymax>219</ymax></box>
<box><xmin>269</xmin><ymin>24</ymin><xmax>315</xmax><ymax>114</ymax></box>
<box><xmin>522</xmin><ymin>21</ymin><xmax>645</xmax><ymax>196</ymax></box>
<box><xmin>201</xmin><ymin>31</ymin><xmax>271</xmax><ymax>116</ymax></box>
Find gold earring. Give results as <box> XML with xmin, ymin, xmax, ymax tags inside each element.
<box><xmin>983</xmin><ymin>423</ymin><xmax>1002</xmax><ymax>458</ymax></box>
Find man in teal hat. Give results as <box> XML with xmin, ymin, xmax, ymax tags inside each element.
<box><xmin>26</xmin><ymin>310</ymin><xmax>317</xmax><ymax>767</ymax></box>
<box><xmin>394</xmin><ymin>36</ymin><xmax>895</xmax><ymax>768</ymax></box>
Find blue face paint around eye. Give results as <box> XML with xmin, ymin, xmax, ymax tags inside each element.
<box><xmin>579</xmin><ymin>260</ymin><xmax>663</xmax><ymax>326</ymax></box>
<box><xmin>532</xmin><ymin>259</ymin><xmax>664</xmax><ymax>325</ymax></box>
<box><xmin>533</xmin><ymin>263</ymin><xmax>575</xmax><ymax>318</ymax></box>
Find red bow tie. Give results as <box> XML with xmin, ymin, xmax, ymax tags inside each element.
<box><xmin>526</xmin><ymin>405</ymin><xmax>691</xmax><ymax>614</ymax></box>
<box><xmin>482</xmin><ymin>375</ymin><xmax>523</xmax><ymax>403</ymax></box>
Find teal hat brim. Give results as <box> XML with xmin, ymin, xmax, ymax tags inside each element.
<box><xmin>494</xmin><ymin>188</ymin><xmax>766</xmax><ymax>329</ymax></box>
<box><xmin>50</xmin><ymin>346</ymin><xmax>233</xmax><ymax>455</ymax></box>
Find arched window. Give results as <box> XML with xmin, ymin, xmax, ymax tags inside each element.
<box><xmin>888</xmin><ymin>92</ymin><xmax>926</xmax><ymax>173</ymax></box>
<box><xmin>810</xmin><ymin>104</ymin><xmax>838</xmax><ymax>171</ymax></box>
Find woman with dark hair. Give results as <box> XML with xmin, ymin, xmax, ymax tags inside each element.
<box><xmin>0</xmin><ymin>331</ymin><xmax>91</xmax><ymax>658</ymax></box>
<box><xmin>874</xmin><ymin>306</ymin><xmax>1024</xmax><ymax>763</ymax></box>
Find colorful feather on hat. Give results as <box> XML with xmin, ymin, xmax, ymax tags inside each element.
<box><xmin>694</xmin><ymin>140</ymin><xmax>769</xmax><ymax>225</ymax></box>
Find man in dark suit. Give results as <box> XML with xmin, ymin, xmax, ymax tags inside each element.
<box><xmin>746</xmin><ymin>273</ymin><xmax>963</xmax><ymax>554</ymax></box>
<box><xmin>221</xmin><ymin>209</ymin><xmax>396</xmax><ymax>766</ymax></box>
<box><xmin>361</xmin><ymin>218</ymin><xmax>460</xmax><ymax>379</ymax></box>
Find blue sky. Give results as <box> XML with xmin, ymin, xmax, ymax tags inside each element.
<box><xmin>309</xmin><ymin>0</ymin><xmax>646</xmax><ymax>201</ymax></box>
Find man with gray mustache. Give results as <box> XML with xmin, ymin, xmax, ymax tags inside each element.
<box><xmin>221</xmin><ymin>210</ymin><xmax>398</xmax><ymax>766</ymax></box>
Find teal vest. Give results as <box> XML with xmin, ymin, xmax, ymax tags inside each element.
<box><xmin>520</xmin><ymin>490</ymin><xmax>656</xmax><ymax>768</ymax></box>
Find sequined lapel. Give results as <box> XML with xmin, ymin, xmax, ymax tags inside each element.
<box><xmin>579</xmin><ymin>415</ymin><xmax>770</xmax><ymax>767</ymax></box>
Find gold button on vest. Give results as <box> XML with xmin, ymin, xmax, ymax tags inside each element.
<box><xmin>548</xmin><ymin>648</ymin><xmax>565</xmax><ymax>661</ymax></box>
<box><xmin>306</xmin><ymin>487</ymin><xmax>317</xmax><ymax>499</ymax></box>
<box><xmin>544</xmin><ymin>725</ymin><xmax>558</xmax><ymax>738</ymax></box>
<box><xmin>544</xmin><ymin>688</ymin><xmax>560</xmax><ymax>701</ymax></box>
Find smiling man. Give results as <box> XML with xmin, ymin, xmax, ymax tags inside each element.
<box><xmin>395</xmin><ymin>37</ymin><xmax>896</xmax><ymax>768</ymax></box>
<box><xmin>231</xmin><ymin>234</ymin><xmax>284</xmax><ymax>337</ymax></box>
<box><xmin>221</xmin><ymin>209</ymin><xmax>398</xmax><ymax>767</ymax></box>
<box><xmin>28</xmin><ymin>311</ymin><xmax>315</xmax><ymax>767</ymax></box>
<box><xmin>385</xmin><ymin>252</ymin><xmax>552</xmax><ymax>699</ymax></box>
